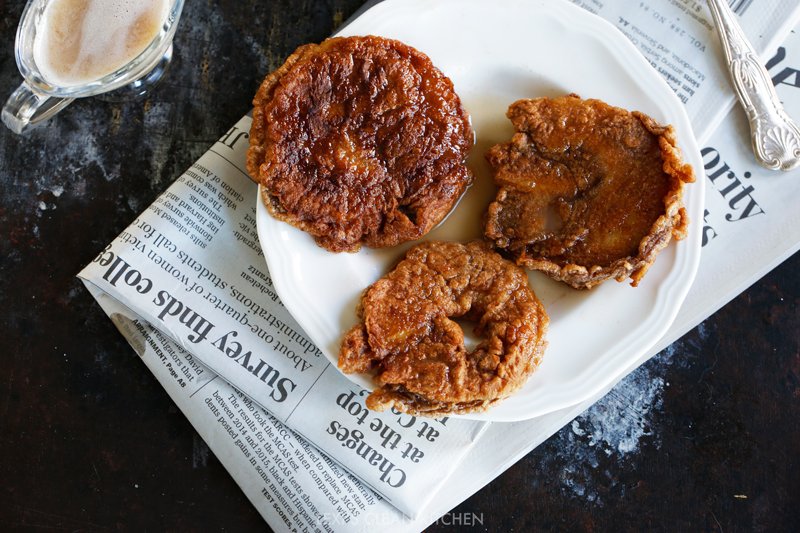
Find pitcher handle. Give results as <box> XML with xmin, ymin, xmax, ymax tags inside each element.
<box><xmin>2</xmin><ymin>82</ymin><xmax>74</xmax><ymax>134</ymax></box>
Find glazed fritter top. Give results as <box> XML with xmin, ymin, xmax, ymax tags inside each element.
<box><xmin>339</xmin><ymin>240</ymin><xmax>549</xmax><ymax>416</ymax></box>
<box><xmin>247</xmin><ymin>35</ymin><xmax>474</xmax><ymax>252</ymax></box>
<box><xmin>485</xmin><ymin>94</ymin><xmax>693</xmax><ymax>289</ymax></box>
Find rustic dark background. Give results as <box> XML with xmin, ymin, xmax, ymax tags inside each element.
<box><xmin>1</xmin><ymin>0</ymin><xmax>798</xmax><ymax>531</ymax></box>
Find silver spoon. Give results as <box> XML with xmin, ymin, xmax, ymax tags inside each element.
<box><xmin>706</xmin><ymin>0</ymin><xmax>800</xmax><ymax>171</ymax></box>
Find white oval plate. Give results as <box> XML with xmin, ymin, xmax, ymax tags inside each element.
<box><xmin>256</xmin><ymin>0</ymin><xmax>705</xmax><ymax>421</ymax></box>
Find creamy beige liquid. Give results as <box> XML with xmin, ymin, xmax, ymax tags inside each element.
<box><xmin>34</xmin><ymin>0</ymin><xmax>169</xmax><ymax>86</ymax></box>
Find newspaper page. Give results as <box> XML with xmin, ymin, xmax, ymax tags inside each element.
<box><xmin>565</xmin><ymin>0</ymin><xmax>800</xmax><ymax>143</ymax></box>
<box><xmin>78</xmin><ymin>0</ymin><xmax>800</xmax><ymax>530</ymax></box>
<box><xmin>87</xmin><ymin>289</ymin><xmax>419</xmax><ymax>531</ymax></box>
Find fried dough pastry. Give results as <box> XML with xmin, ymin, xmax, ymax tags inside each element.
<box><xmin>485</xmin><ymin>94</ymin><xmax>694</xmax><ymax>289</ymax></box>
<box><xmin>339</xmin><ymin>241</ymin><xmax>549</xmax><ymax>416</ymax></box>
<box><xmin>247</xmin><ymin>35</ymin><xmax>474</xmax><ymax>253</ymax></box>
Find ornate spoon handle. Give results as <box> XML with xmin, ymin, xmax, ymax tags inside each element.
<box><xmin>707</xmin><ymin>0</ymin><xmax>800</xmax><ymax>171</ymax></box>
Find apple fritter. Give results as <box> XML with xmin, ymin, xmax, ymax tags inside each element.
<box><xmin>484</xmin><ymin>94</ymin><xmax>694</xmax><ymax>289</ymax></box>
<box><xmin>339</xmin><ymin>240</ymin><xmax>549</xmax><ymax>416</ymax></box>
<box><xmin>247</xmin><ymin>35</ymin><xmax>474</xmax><ymax>253</ymax></box>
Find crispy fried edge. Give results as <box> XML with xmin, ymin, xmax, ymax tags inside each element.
<box><xmin>246</xmin><ymin>42</ymin><xmax>321</xmax><ymax>183</ymax></box>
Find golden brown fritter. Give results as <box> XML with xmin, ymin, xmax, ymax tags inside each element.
<box><xmin>247</xmin><ymin>36</ymin><xmax>474</xmax><ymax>253</ymax></box>
<box><xmin>484</xmin><ymin>94</ymin><xmax>694</xmax><ymax>289</ymax></box>
<box><xmin>339</xmin><ymin>240</ymin><xmax>549</xmax><ymax>416</ymax></box>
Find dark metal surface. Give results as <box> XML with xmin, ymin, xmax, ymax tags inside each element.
<box><xmin>1</xmin><ymin>1</ymin><xmax>798</xmax><ymax>530</ymax></box>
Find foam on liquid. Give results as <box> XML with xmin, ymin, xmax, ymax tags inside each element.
<box><xmin>34</xmin><ymin>0</ymin><xmax>169</xmax><ymax>86</ymax></box>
